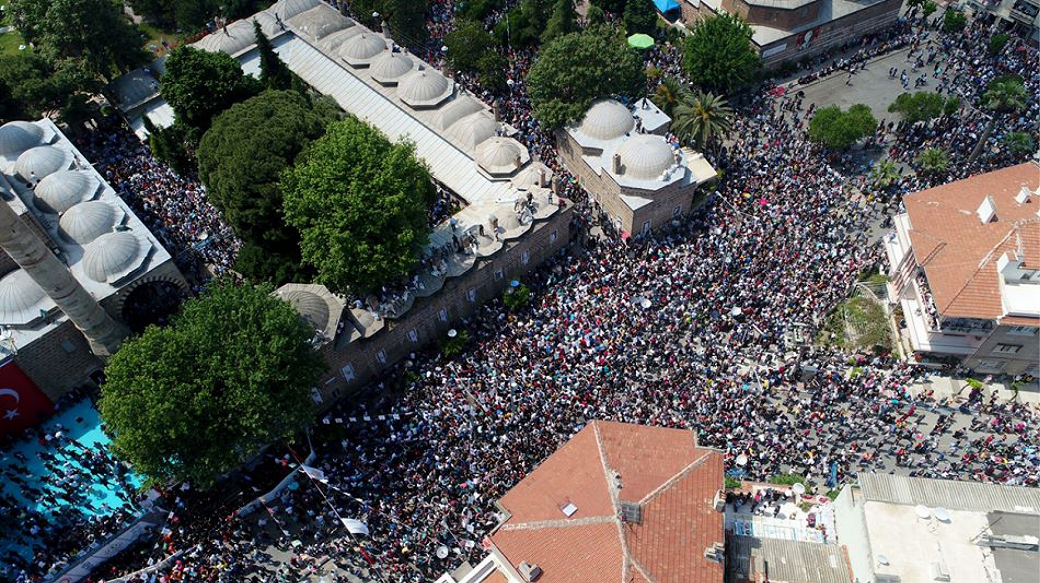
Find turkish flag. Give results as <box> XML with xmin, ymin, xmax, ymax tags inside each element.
<box><xmin>0</xmin><ymin>359</ymin><xmax>54</xmax><ymax>436</ymax></box>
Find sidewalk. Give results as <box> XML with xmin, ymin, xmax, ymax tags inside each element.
<box><xmin>907</xmin><ymin>373</ymin><xmax>1040</xmax><ymax>406</ymax></box>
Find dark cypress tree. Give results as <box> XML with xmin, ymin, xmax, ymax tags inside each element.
<box><xmin>254</xmin><ymin>20</ymin><xmax>294</xmax><ymax>91</ymax></box>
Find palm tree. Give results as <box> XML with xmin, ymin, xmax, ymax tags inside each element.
<box><xmin>671</xmin><ymin>90</ymin><xmax>735</xmax><ymax>152</ymax></box>
<box><xmin>869</xmin><ymin>159</ymin><xmax>900</xmax><ymax>188</ymax></box>
<box><xmin>651</xmin><ymin>76</ymin><xmax>687</xmax><ymax>118</ymax></box>
<box><xmin>915</xmin><ymin>147</ymin><xmax>950</xmax><ymax>178</ymax></box>
<box><xmin>1002</xmin><ymin>131</ymin><xmax>1034</xmax><ymax>156</ymax></box>
<box><xmin>968</xmin><ymin>77</ymin><xmax>1027</xmax><ymax>164</ymax></box>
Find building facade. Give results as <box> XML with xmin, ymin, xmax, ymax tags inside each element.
<box><xmin>679</xmin><ymin>0</ymin><xmax>903</xmax><ymax>68</ymax></box>
<box><xmin>558</xmin><ymin>99</ymin><xmax>717</xmax><ymax>235</ymax></box>
<box><xmin>967</xmin><ymin>0</ymin><xmax>1040</xmax><ymax>44</ymax></box>
<box><xmin>883</xmin><ymin>163</ymin><xmax>1040</xmax><ymax>376</ymax></box>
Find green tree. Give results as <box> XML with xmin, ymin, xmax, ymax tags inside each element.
<box><xmin>942</xmin><ymin>9</ymin><xmax>967</xmax><ymax>32</ymax></box>
<box><xmin>142</xmin><ymin>116</ymin><xmax>194</xmax><ymax>175</ymax></box>
<box><xmin>988</xmin><ymin>33</ymin><xmax>1010</xmax><ymax>56</ymax></box>
<box><xmin>527</xmin><ymin>25</ymin><xmax>645</xmax><ymax>128</ymax></box>
<box><xmin>386</xmin><ymin>0</ymin><xmax>428</xmax><ymax>46</ymax></box>
<box><xmin>915</xmin><ymin>147</ymin><xmax>949</xmax><ymax>178</ymax></box>
<box><xmin>0</xmin><ymin>52</ymin><xmax>97</xmax><ymax>119</ymax></box>
<box><xmin>922</xmin><ymin>0</ymin><xmax>938</xmax><ymax>17</ymax></box>
<box><xmin>128</xmin><ymin>0</ymin><xmax>217</xmax><ymax>30</ymax></box>
<box><xmin>444</xmin><ymin>20</ymin><xmax>506</xmax><ymax>89</ymax></box>
<box><xmin>887</xmin><ymin>91</ymin><xmax>960</xmax><ymax>123</ymax></box>
<box><xmin>671</xmin><ymin>90</ymin><xmax>734</xmax><ymax>151</ymax></box>
<box><xmin>683</xmin><ymin>13</ymin><xmax>759</xmax><ymax>94</ymax></box>
<box><xmin>161</xmin><ymin>46</ymin><xmax>262</xmax><ymax>139</ymax></box>
<box><xmin>282</xmin><ymin>117</ymin><xmax>436</xmax><ymax>295</ymax></box>
<box><xmin>623</xmin><ymin>0</ymin><xmax>657</xmax><ymax>34</ymax></box>
<box><xmin>586</xmin><ymin>4</ymin><xmax>606</xmax><ymax>24</ymax></box>
<box><xmin>8</xmin><ymin>0</ymin><xmax>147</xmax><ymax>80</ymax></box>
<box><xmin>868</xmin><ymin>159</ymin><xmax>900</xmax><ymax>188</ymax></box>
<box><xmin>590</xmin><ymin>0</ymin><xmax>625</xmax><ymax>13</ymax></box>
<box><xmin>255</xmin><ymin>20</ymin><xmax>295</xmax><ymax>91</ymax></box>
<box><xmin>198</xmin><ymin>90</ymin><xmax>340</xmax><ymax>284</ymax></box>
<box><xmin>98</xmin><ymin>282</ymin><xmax>326</xmax><ymax>488</ymax></box>
<box><xmin>1002</xmin><ymin>131</ymin><xmax>1034</xmax><ymax>156</ymax></box>
<box><xmin>968</xmin><ymin>76</ymin><xmax>1027</xmax><ymax>163</ymax></box>
<box><xmin>808</xmin><ymin>104</ymin><xmax>877</xmax><ymax>150</ymax></box>
<box><xmin>651</xmin><ymin>76</ymin><xmax>687</xmax><ymax>117</ymax></box>
<box><xmin>542</xmin><ymin>0</ymin><xmax>578</xmax><ymax>43</ymax></box>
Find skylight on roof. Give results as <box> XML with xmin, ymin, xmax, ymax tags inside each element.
<box><xmin>561</xmin><ymin>502</ymin><xmax>578</xmax><ymax>517</ymax></box>
<box><xmin>977</xmin><ymin>195</ymin><xmax>997</xmax><ymax>224</ymax></box>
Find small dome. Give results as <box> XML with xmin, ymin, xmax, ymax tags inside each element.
<box><xmin>446</xmin><ymin>113</ymin><xmax>498</xmax><ymax>149</ymax></box>
<box><xmin>33</xmin><ymin>170</ymin><xmax>95</xmax><ymax>214</ymax></box>
<box><xmin>0</xmin><ymin>121</ymin><xmax>44</xmax><ymax>157</ymax></box>
<box><xmin>339</xmin><ymin>33</ymin><xmax>387</xmax><ymax>65</ymax></box>
<box><xmin>616</xmin><ymin>134</ymin><xmax>676</xmax><ymax>180</ymax></box>
<box><xmin>398</xmin><ymin>70</ymin><xmax>452</xmax><ymax>108</ymax></box>
<box><xmin>82</xmin><ymin>231</ymin><xmax>142</xmax><ymax>283</ymax></box>
<box><xmin>369</xmin><ymin>51</ymin><xmax>414</xmax><ymax>84</ymax></box>
<box><xmin>15</xmin><ymin>146</ymin><xmax>71</xmax><ymax>182</ymax></box>
<box><xmin>290</xmin><ymin>6</ymin><xmax>350</xmax><ymax>40</ymax></box>
<box><xmin>435</xmin><ymin>96</ymin><xmax>484</xmax><ymax>130</ymax></box>
<box><xmin>59</xmin><ymin>201</ymin><xmax>118</xmax><ymax>244</ymax></box>
<box><xmin>252</xmin><ymin>11</ymin><xmax>281</xmax><ymax>37</ymax></box>
<box><xmin>271</xmin><ymin>0</ymin><xmax>320</xmax><ymax>19</ymax></box>
<box><xmin>196</xmin><ymin>20</ymin><xmax>257</xmax><ymax>55</ymax></box>
<box><xmin>0</xmin><ymin>269</ymin><xmax>48</xmax><ymax>322</ymax></box>
<box><xmin>282</xmin><ymin>289</ymin><xmax>330</xmax><ymax>331</ymax></box>
<box><xmin>476</xmin><ymin>137</ymin><xmax>528</xmax><ymax>176</ymax></box>
<box><xmin>578</xmin><ymin>100</ymin><xmax>635</xmax><ymax>141</ymax></box>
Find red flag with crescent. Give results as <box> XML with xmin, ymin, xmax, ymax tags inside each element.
<box><xmin>0</xmin><ymin>358</ymin><xmax>54</xmax><ymax>435</ymax></box>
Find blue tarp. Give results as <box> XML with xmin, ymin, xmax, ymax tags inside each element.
<box><xmin>652</xmin><ymin>0</ymin><xmax>680</xmax><ymax>13</ymax></box>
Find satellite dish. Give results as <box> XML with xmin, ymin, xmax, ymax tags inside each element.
<box><xmin>934</xmin><ymin>507</ymin><xmax>951</xmax><ymax>522</ymax></box>
<box><xmin>914</xmin><ymin>505</ymin><xmax>931</xmax><ymax>519</ymax></box>
<box><xmin>447</xmin><ymin>329</ymin><xmax>458</xmax><ymax>338</ymax></box>
<box><xmin>735</xmin><ymin>454</ymin><xmax>748</xmax><ymax>467</ymax></box>
<box><xmin>436</xmin><ymin>546</ymin><xmax>449</xmax><ymax>559</ymax></box>
<box><xmin>792</xmin><ymin>483</ymin><xmax>806</xmax><ymax>496</ymax></box>
<box><xmin>877</xmin><ymin>554</ymin><xmax>890</xmax><ymax>566</ymax></box>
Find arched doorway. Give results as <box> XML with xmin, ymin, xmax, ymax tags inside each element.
<box><xmin>121</xmin><ymin>280</ymin><xmax>187</xmax><ymax>333</ymax></box>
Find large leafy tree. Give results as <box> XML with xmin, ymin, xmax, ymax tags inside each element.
<box><xmin>8</xmin><ymin>0</ymin><xmax>147</xmax><ymax>80</ymax></box>
<box><xmin>683</xmin><ymin>13</ymin><xmax>759</xmax><ymax>94</ymax></box>
<box><xmin>0</xmin><ymin>52</ymin><xmax>98</xmax><ymax>119</ymax></box>
<box><xmin>99</xmin><ymin>282</ymin><xmax>326</xmax><ymax>488</ymax></box>
<box><xmin>968</xmin><ymin>76</ymin><xmax>1027</xmax><ymax>163</ymax></box>
<box><xmin>282</xmin><ymin>117</ymin><xmax>436</xmax><ymax>295</ymax></box>
<box><xmin>444</xmin><ymin>19</ymin><xmax>506</xmax><ymax>88</ymax></box>
<box><xmin>671</xmin><ymin>90</ymin><xmax>734</xmax><ymax>151</ymax></box>
<box><xmin>542</xmin><ymin>0</ymin><xmax>578</xmax><ymax>43</ymax></box>
<box><xmin>527</xmin><ymin>25</ymin><xmax>645</xmax><ymax>128</ymax></box>
<box><xmin>197</xmin><ymin>90</ymin><xmax>340</xmax><ymax>284</ymax></box>
<box><xmin>887</xmin><ymin>91</ymin><xmax>959</xmax><ymax>124</ymax></box>
<box><xmin>128</xmin><ymin>0</ymin><xmax>217</xmax><ymax>30</ymax></box>
<box><xmin>161</xmin><ymin>46</ymin><xmax>262</xmax><ymax>139</ymax></box>
<box><xmin>808</xmin><ymin>104</ymin><xmax>877</xmax><ymax>150</ymax></box>
<box><xmin>623</xmin><ymin>0</ymin><xmax>657</xmax><ymax>34</ymax></box>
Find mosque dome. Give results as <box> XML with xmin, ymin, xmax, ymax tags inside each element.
<box><xmin>281</xmin><ymin>289</ymin><xmax>330</xmax><ymax>331</ymax></box>
<box><xmin>398</xmin><ymin>70</ymin><xmax>452</xmax><ymax>108</ymax></box>
<box><xmin>446</xmin><ymin>113</ymin><xmax>498</xmax><ymax>149</ymax></box>
<box><xmin>196</xmin><ymin>20</ymin><xmax>257</xmax><ymax>55</ymax></box>
<box><xmin>33</xmin><ymin>170</ymin><xmax>95</xmax><ymax>214</ymax></box>
<box><xmin>0</xmin><ymin>121</ymin><xmax>44</xmax><ymax>157</ymax></box>
<box><xmin>369</xmin><ymin>51</ymin><xmax>414</xmax><ymax>84</ymax></box>
<box><xmin>577</xmin><ymin>100</ymin><xmax>635</xmax><ymax>141</ymax></box>
<box><xmin>0</xmin><ymin>269</ymin><xmax>48</xmax><ymax>323</ymax></box>
<box><xmin>82</xmin><ymin>231</ymin><xmax>142</xmax><ymax>283</ymax></box>
<box><xmin>252</xmin><ymin>11</ymin><xmax>282</xmax><ymax>37</ymax></box>
<box><xmin>435</xmin><ymin>96</ymin><xmax>484</xmax><ymax>130</ymax></box>
<box><xmin>475</xmin><ymin>137</ymin><xmax>525</xmax><ymax>175</ymax></box>
<box><xmin>616</xmin><ymin>134</ymin><xmax>676</xmax><ymax>180</ymax></box>
<box><xmin>291</xmin><ymin>6</ymin><xmax>351</xmax><ymax>40</ymax></box>
<box><xmin>339</xmin><ymin>33</ymin><xmax>387</xmax><ymax>65</ymax></box>
<box><xmin>59</xmin><ymin>201</ymin><xmax>118</xmax><ymax>245</ymax></box>
<box><xmin>271</xmin><ymin>0</ymin><xmax>320</xmax><ymax>19</ymax></box>
<box><xmin>15</xmin><ymin>146</ymin><xmax>72</xmax><ymax>182</ymax></box>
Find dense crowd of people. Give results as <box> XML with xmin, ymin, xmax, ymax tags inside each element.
<box><xmin>4</xmin><ymin>3</ymin><xmax>1037</xmax><ymax>583</ymax></box>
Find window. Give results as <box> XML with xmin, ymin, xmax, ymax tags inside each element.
<box><xmin>376</xmin><ymin>350</ymin><xmax>387</xmax><ymax>364</ymax></box>
<box><xmin>408</xmin><ymin>329</ymin><xmax>419</xmax><ymax>343</ymax></box>
<box><xmin>642</xmin><ymin>220</ymin><xmax>651</xmax><ymax>234</ymax></box>
<box><xmin>340</xmin><ymin>364</ymin><xmax>356</xmax><ymax>381</ymax></box>
<box><xmin>61</xmin><ymin>339</ymin><xmax>77</xmax><ymax>353</ymax></box>
<box><xmin>521</xmin><ymin>250</ymin><xmax>530</xmax><ymax>265</ymax></box>
<box><xmin>438</xmin><ymin>308</ymin><xmax>448</xmax><ymax>322</ymax></box>
<box><xmin>995</xmin><ymin>343</ymin><xmax>1022</xmax><ymax>354</ymax></box>
<box><xmin>620</xmin><ymin>502</ymin><xmax>643</xmax><ymax>524</ymax></box>
<box><xmin>1007</xmin><ymin>325</ymin><xmax>1038</xmax><ymax>336</ymax></box>
<box><xmin>672</xmin><ymin>205</ymin><xmax>682</xmax><ymax>217</ymax></box>
<box><xmin>467</xmin><ymin>288</ymin><xmax>477</xmax><ymax>303</ymax></box>
<box><xmin>494</xmin><ymin>269</ymin><xmax>504</xmax><ymax>281</ymax></box>
<box><xmin>976</xmin><ymin>359</ymin><xmax>1005</xmax><ymax>371</ymax></box>
<box><xmin>549</xmin><ymin>230</ymin><xmax>558</xmax><ymax>243</ymax></box>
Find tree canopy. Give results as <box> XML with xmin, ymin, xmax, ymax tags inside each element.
<box><xmin>282</xmin><ymin>117</ymin><xmax>436</xmax><ymax>295</ymax></box>
<box><xmin>8</xmin><ymin>0</ymin><xmax>147</xmax><ymax>81</ymax></box>
<box><xmin>808</xmin><ymin>104</ymin><xmax>877</xmax><ymax>149</ymax></box>
<box><xmin>683</xmin><ymin>13</ymin><xmax>759</xmax><ymax>94</ymax></box>
<box><xmin>942</xmin><ymin>9</ymin><xmax>967</xmax><ymax>32</ymax></box>
<box><xmin>671</xmin><ymin>90</ymin><xmax>734</xmax><ymax>150</ymax></box>
<box><xmin>197</xmin><ymin>90</ymin><xmax>340</xmax><ymax>284</ymax></box>
<box><xmin>0</xmin><ymin>52</ymin><xmax>97</xmax><ymax>119</ymax></box>
<box><xmin>526</xmin><ymin>25</ymin><xmax>645</xmax><ymax>129</ymax></box>
<box><xmin>444</xmin><ymin>19</ymin><xmax>506</xmax><ymax>88</ymax></box>
<box><xmin>98</xmin><ymin>282</ymin><xmax>325</xmax><ymax>488</ymax></box>
<box><xmin>255</xmin><ymin>21</ymin><xmax>296</xmax><ymax>92</ymax></box>
<box><xmin>128</xmin><ymin>0</ymin><xmax>217</xmax><ymax>30</ymax></box>
<box><xmin>887</xmin><ymin>91</ymin><xmax>959</xmax><ymax>123</ymax></box>
<box><xmin>542</xmin><ymin>0</ymin><xmax>578</xmax><ymax>43</ymax></box>
<box><xmin>161</xmin><ymin>46</ymin><xmax>262</xmax><ymax>139</ymax></box>
<box><xmin>623</xmin><ymin>0</ymin><xmax>657</xmax><ymax>34</ymax></box>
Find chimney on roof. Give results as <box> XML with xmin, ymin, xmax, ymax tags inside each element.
<box><xmin>977</xmin><ymin>195</ymin><xmax>998</xmax><ymax>224</ymax></box>
<box><xmin>612</xmin><ymin>153</ymin><xmax>622</xmax><ymax>174</ymax></box>
<box><xmin>1016</xmin><ymin>185</ymin><xmax>1033</xmax><ymax>204</ymax></box>
<box><xmin>517</xmin><ymin>562</ymin><xmax>542</xmax><ymax>582</ymax></box>
<box><xmin>381</xmin><ymin>20</ymin><xmax>391</xmax><ymax>39</ymax></box>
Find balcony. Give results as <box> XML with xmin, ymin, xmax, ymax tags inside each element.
<box><xmin>900</xmin><ymin>280</ymin><xmax>987</xmax><ymax>357</ymax></box>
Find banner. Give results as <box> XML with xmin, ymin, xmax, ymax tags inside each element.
<box><xmin>0</xmin><ymin>358</ymin><xmax>54</xmax><ymax>436</ymax></box>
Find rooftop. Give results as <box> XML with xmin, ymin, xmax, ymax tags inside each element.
<box><xmin>488</xmin><ymin>420</ymin><xmax>725</xmax><ymax>583</ymax></box>
<box><xmin>726</xmin><ymin>535</ymin><xmax>853</xmax><ymax>583</ymax></box>
<box><xmin>903</xmin><ymin>162</ymin><xmax>1040</xmax><ymax>320</ymax></box>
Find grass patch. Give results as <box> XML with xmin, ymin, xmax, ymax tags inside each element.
<box><xmin>0</xmin><ymin>29</ymin><xmax>27</xmax><ymax>57</ymax></box>
<box><xmin>817</xmin><ymin>295</ymin><xmax>892</xmax><ymax>353</ymax></box>
<box><xmin>724</xmin><ymin>476</ymin><xmax>742</xmax><ymax>490</ymax></box>
<box><xmin>826</xmin><ymin>488</ymin><xmax>841</xmax><ymax>501</ymax></box>
<box><xmin>137</xmin><ymin>22</ymin><xmax>186</xmax><ymax>56</ymax></box>
<box><xmin>768</xmin><ymin>473</ymin><xmax>806</xmax><ymax>486</ymax></box>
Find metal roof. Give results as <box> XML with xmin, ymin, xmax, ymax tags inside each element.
<box><xmin>858</xmin><ymin>474</ymin><xmax>1040</xmax><ymax>514</ymax></box>
<box><xmin>726</xmin><ymin>535</ymin><xmax>852</xmax><ymax>583</ymax></box>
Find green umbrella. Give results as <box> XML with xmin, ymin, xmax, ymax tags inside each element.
<box><xmin>627</xmin><ymin>33</ymin><xmax>654</xmax><ymax>50</ymax></box>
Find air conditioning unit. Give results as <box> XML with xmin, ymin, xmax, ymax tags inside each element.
<box><xmin>518</xmin><ymin>562</ymin><xmax>542</xmax><ymax>582</ymax></box>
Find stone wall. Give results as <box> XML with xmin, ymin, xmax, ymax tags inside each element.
<box><xmin>16</xmin><ymin>319</ymin><xmax>103</xmax><ymax>402</ymax></box>
<box><xmin>757</xmin><ymin>0</ymin><xmax>903</xmax><ymax>67</ymax></box>
<box><xmin>722</xmin><ymin>0</ymin><xmax>824</xmax><ymax>30</ymax></box>
<box><xmin>314</xmin><ymin>203</ymin><xmax>575</xmax><ymax>404</ymax></box>
<box><xmin>965</xmin><ymin>325</ymin><xmax>1040</xmax><ymax>376</ymax></box>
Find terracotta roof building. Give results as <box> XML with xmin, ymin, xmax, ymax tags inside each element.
<box><xmin>437</xmin><ymin>420</ymin><xmax>726</xmax><ymax>583</ymax></box>
<box><xmin>884</xmin><ymin>162</ymin><xmax>1040</xmax><ymax>376</ymax></box>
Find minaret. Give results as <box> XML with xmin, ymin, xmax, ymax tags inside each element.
<box><xmin>0</xmin><ymin>198</ymin><xmax>127</xmax><ymax>356</ymax></box>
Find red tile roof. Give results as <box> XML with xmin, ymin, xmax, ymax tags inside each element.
<box><xmin>904</xmin><ymin>163</ymin><xmax>1040</xmax><ymax>319</ymax></box>
<box><xmin>488</xmin><ymin>420</ymin><xmax>725</xmax><ymax>583</ymax></box>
